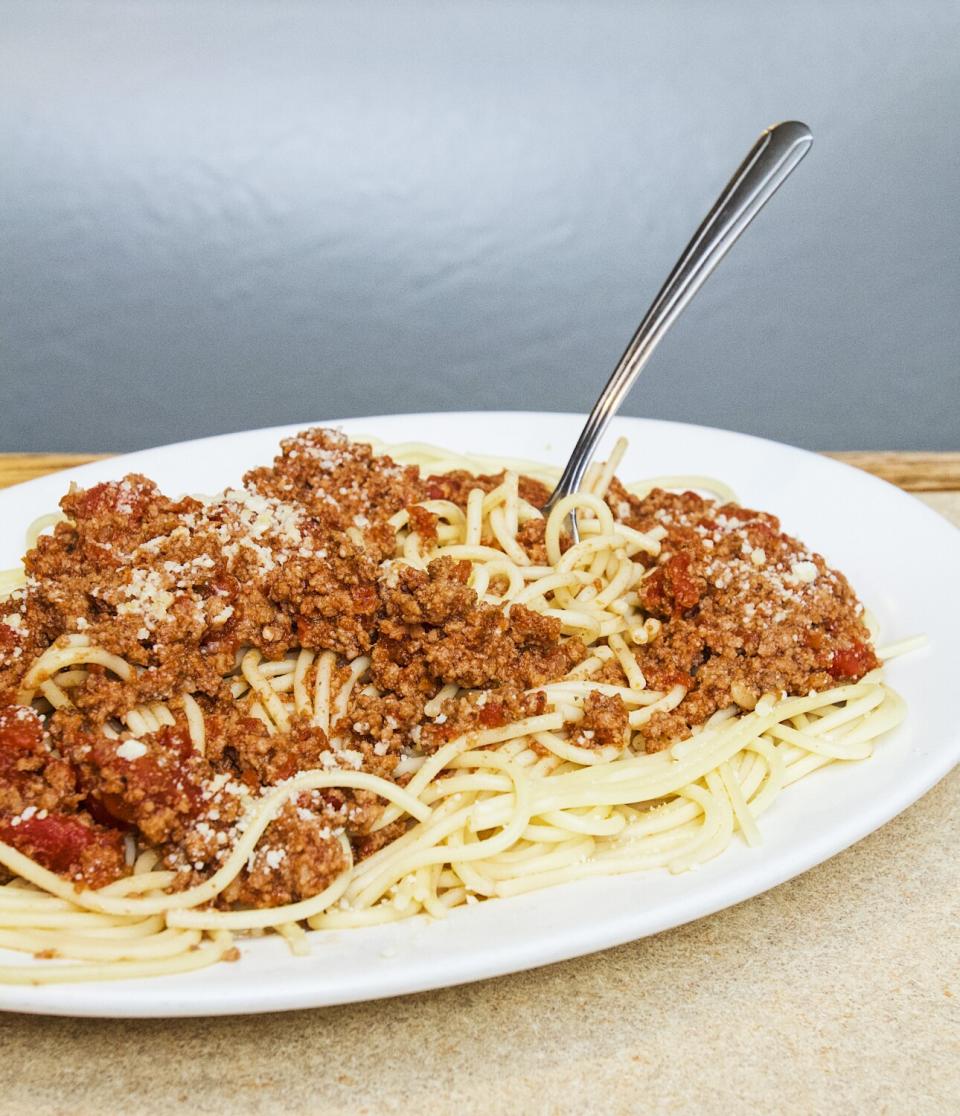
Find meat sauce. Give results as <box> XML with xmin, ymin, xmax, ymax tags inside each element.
<box><xmin>0</xmin><ymin>429</ymin><xmax>879</xmax><ymax>896</ymax></box>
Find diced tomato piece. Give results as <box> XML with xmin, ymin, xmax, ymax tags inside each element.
<box><xmin>89</xmin><ymin>726</ymin><xmax>202</xmax><ymax>838</ymax></box>
<box><xmin>642</xmin><ymin>552</ymin><xmax>703</xmax><ymax>616</ymax></box>
<box><xmin>0</xmin><ymin>705</ymin><xmax>44</xmax><ymax>754</ymax></box>
<box><xmin>478</xmin><ymin>700</ymin><xmax>507</xmax><ymax>728</ymax></box>
<box><xmin>0</xmin><ymin>811</ymin><xmax>125</xmax><ymax>883</ymax></box>
<box><xmin>829</xmin><ymin>641</ymin><xmax>879</xmax><ymax>680</ymax></box>
<box><xmin>0</xmin><ymin>706</ymin><xmax>46</xmax><ymax>781</ymax></box>
<box><xmin>84</xmin><ymin>794</ymin><xmax>133</xmax><ymax>831</ymax></box>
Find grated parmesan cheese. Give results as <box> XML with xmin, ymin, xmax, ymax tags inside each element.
<box><xmin>116</xmin><ymin>738</ymin><xmax>148</xmax><ymax>761</ymax></box>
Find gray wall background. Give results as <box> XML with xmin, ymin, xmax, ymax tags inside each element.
<box><xmin>2</xmin><ymin>0</ymin><xmax>958</xmax><ymax>453</ymax></box>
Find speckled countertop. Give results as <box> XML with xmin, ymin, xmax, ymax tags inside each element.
<box><xmin>0</xmin><ymin>489</ymin><xmax>957</xmax><ymax>1116</ymax></box>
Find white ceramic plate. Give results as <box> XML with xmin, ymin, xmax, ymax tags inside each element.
<box><xmin>1</xmin><ymin>412</ymin><xmax>957</xmax><ymax>1017</ymax></box>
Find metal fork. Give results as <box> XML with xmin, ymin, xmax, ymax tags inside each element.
<box><xmin>542</xmin><ymin>120</ymin><xmax>813</xmax><ymax>540</ymax></box>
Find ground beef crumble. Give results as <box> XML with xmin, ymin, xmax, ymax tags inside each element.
<box><xmin>245</xmin><ymin>427</ymin><xmax>425</xmax><ymax>527</ymax></box>
<box><xmin>572</xmin><ymin>691</ymin><xmax>630</xmax><ymax>749</ymax></box>
<box><xmin>606</xmin><ymin>481</ymin><xmax>879</xmax><ymax>749</ymax></box>
<box><xmin>375</xmin><ymin>557</ymin><xmax>585</xmax><ymax>695</ymax></box>
<box><xmin>423</xmin><ymin>470</ymin><xmax>551</xmax><ymax>510</ymax></box>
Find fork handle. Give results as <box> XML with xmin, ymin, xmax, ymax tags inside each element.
<box><xmin>545</xmin><ymin>120</ymin><xmax>813</xmax><ymax>519</ymax></box>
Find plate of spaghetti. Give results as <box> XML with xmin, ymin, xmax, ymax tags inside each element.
<box><xmin>0</xmin><ymin>411</ymin><xmax>955</xmax><ymax>1016</ymax></box>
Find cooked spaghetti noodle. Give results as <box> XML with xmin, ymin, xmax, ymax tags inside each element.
<box><xmin>0</xmin><ymin>430</ymin><xmax>909</xmax><ymax>983</ymax></box>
